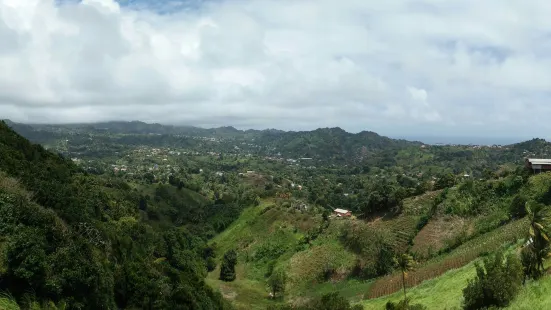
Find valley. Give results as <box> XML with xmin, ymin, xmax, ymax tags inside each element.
<box><xmin>1</xmin><ymin>120</ymin><xmax>551</xmax><ymax>309</ymax></box>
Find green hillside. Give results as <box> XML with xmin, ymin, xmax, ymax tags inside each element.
<box><xmin>363</xmin><ymin>255</ymin><xmax>551</xmax><ymax>310</ymax></box>
<box><xmin>204</xmin><ymin>170</ymin><xmax>551</xmax><ymax>309</ymax></box>
<box><xmin>5</xmin><ymin>119</ymin><xmax>551</xmax><ymax>309</ymax></box>
<box><xmin>0</xmin><ymin>121</ymin><xmax>236</xmax><ymax>309</ymax></box>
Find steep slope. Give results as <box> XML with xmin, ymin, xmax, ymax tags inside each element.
<box><xmin>205</xmin><ymin>198</ymin><xmax>425</xmax><ymax>308</ymax></box>
<box><xmin>0</xmin><ymin>121</ymin><xmax>229</xmax><ymax>309</ymax></box>
<box><xmin>205</xmin><ymin>168</ymin><xmax>551</xmax><ymax>309</ymax></box>
<box><xmin>362</xmin><ymin>248</ymin><xmax>551</xmax><ymax>310</ymax></box>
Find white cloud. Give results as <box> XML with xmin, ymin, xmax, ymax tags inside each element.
<box><xmin>1</xmin><ymin>0</ymin><xmax>551</xmax><ymax>138</ymax></box>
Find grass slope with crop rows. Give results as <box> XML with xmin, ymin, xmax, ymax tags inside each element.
<box><xmin>367</xmin><ymin>218</ymin><xmax>528</xmax><ymax>299</ymax></box>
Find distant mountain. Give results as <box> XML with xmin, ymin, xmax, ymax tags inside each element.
<box><xmin>3</xmin><ymin>120</ymin><xmax>421</xmax><ymax>162</ymax></box>
<box><xmin>398</xmin><ymin>135</ymin><xmax>534</xmax><ymax>146</ymax></box>
<box><xmin>6</xmin><ymin>120</ymin><xmax>551</xmax><ymax>168</ymax></box>
<box><xmin>247</xmin><ymin>127</ymin><xmax>421</xmax><ymax>162</ymax></box>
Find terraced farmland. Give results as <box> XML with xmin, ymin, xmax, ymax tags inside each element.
<box><xmin>401</xmin><ymin>190</ymin><xmax>442</xmax><ymax>215</ymax></box>
<box><xmin>411</xmin><ymin>215</ymin><xmax>473</xmax><ymax>259</ymax></box>
<box><xmin>367</xmin><ymin>218</ymin><xmax>528</xmax><ymax>299</ymax></box>
<box><xmin>370</xmin><ymin>215</ymin><xmax>421</xmax><ymax>252</ymax></box>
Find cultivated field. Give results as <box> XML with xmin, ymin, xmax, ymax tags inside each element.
<box><xmin>367</xmin><ymin>218</ymin><xmax>528</xmax><ymax>299</ymax></box>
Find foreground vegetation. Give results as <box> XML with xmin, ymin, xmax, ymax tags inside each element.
<box><xmin>0</xmin><ymin>122</ymin><xmax>236</xmax><ymax>309</ymax></box>
<box><xmin>4</xmin><ymin>120</ymin><xmax>551</xmax><ymax>309</ymax></box>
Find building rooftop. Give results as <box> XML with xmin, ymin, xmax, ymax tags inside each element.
<box><xmin>527</xmin><ymin>158</ymin><xmax>551</xmax><ymax>165</ymax></box>
<box><xmin>334</xmin><ymin>208</ymin><xmax>350</xmax><ymax>214</ymax></box>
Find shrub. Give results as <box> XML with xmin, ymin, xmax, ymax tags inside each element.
<box><xmin>416</xmin><ymin>214</ymin><xmax>431</xmax><ymax>231</ymax></box>
<box><xmin>219</xmin><ymin>249</ymin><xmax>237</xmax><ymax>282</ymax></box>
<box><xmin>509</xmin><ymin>195</ymin><xmax>527</xmax><ymax>219</ymax></box>
<box><xmin>268</xmin><ymin>269</ymin><xmax>287</xmax><ymax>298</ymax></box>
<box><xmin>206</xmin><ymin>257</ymin><xmax>216</xmax><ymax>272</ymax></box>
<box><xmin>462</xmin><ymin>252</ymin><xmax>523</xmax><ymax>309</ymax></box>
<box><xmin>520</xmin><ymin>246</ymin><xmax>540</xmax><ymax>282</ymax></box>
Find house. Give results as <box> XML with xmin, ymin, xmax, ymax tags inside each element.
<box><xmin>526</xmin><ymin>158</ymin><xmax>551</xmax><ymax>174</ymax></box>
<box><xmin>333</xmin><ymin>208</ymin><xmax>352</xmax><ymax>217</ymax></box>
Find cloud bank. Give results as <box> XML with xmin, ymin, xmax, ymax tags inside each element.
<box><xmin>1</xmin><ymin>0</ymin><xmax>551</xmax><ymax>137</ymax></box>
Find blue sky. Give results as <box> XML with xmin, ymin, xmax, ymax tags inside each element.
<box><xmin>2</xmin><ymin>0</ymin><xmax>551</xmax><ymax>141</ymax></box>
<box><xmin>57</xmin><ymin>0</ymin><xmax>215</xmax><ymax>13</ymax></box>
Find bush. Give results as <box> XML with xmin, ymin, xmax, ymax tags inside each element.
<box><xmin>434</xmin><ymin>173</ymin><xmax>456</xmax><ymax>190</ymax></box>
<box><xmin>219</xmin><ymin>249</ymin><xmax>237</xmax><ymax>282</ymax></box>
<box><xmin>206</xmin><ymin>257</ymin><xmax>217</xmax><ymax>272</ymax></box>
<box><xmin>462</xmin><ymin>252</ymin><xmax>523</xmax><ymax>309</ymax></box>
<box><xmin>521</xmin><ymin>244</ymin><xmax>542</xmax><ymax>281</ymax></box>
<box><xmin>509</xmin><ymin>195</ymin><xmax>527</xmax><ymax>219</ymax></box>
<box><xmin>268</xmin><ymin>269</ymin><xmax>287</xmax><ymax>298</ymax></box>
<box><xmin>416</xmin><ymin>214</ymin><xmax>431</xmax><ymax>231</ymax></box>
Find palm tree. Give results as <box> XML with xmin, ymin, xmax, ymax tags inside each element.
<box><xmin>526</xmin><ymin>201</ymin><xmax>551</xmax><ymax>274</ymax></box>
<box><xmin>394</xmin><ymin>253</ymin><xmax>415</xmax><ymax>302</ymax></box>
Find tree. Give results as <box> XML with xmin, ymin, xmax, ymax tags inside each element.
<box><xmin>510</xmin><ymin>195</ymin><xmax>527</xmax><ymax>219</ymax></box>
<box><xmin>434</xmin><ymin>173</ymin><xmax>456</xmax><ymax>190</ymax></box>
<box><xmin>394</xmin><ymin>254</ymin><xmax>415</xmax><ymax>302</ymax></box>
<box><xmin>520</xmin><ymin>246</ymin><xmax>538</xmax><ymax>283</ymax></box>
<box><xmin>463</xmin><ymin>252</ymin><xmax>523</xmax><ymax>309</ymax></box>
<box><xmin>523</xmin><ymin>201</ymin><xmax>551</xmax><ymax>279</ymax></box>
<box><xmin>219</xmin><ymin>249</ymin><xmax>237</xmax><ymax>282</ymax></box>
<box><xmin>267</xmin><ymin>269</ymin><xmax>286</xmax><ymax>298</ymax></box>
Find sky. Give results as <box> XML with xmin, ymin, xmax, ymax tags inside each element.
<box><xmin>1</xmin><ymin>0</ymin><xmax>551</xmax><ymax>140</ymax></box>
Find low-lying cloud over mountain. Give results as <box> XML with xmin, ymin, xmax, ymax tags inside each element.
<box><xmin>1</xmin><ymin>0</ymin><xmax>550</xmax><ymax>137</ymax></box>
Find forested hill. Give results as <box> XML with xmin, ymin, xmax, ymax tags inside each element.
<box><xmin>7</xmin><ymin>120</ymin><xmax>551</xmax><ymax>175</ymax></box>
<box><xmin>0</xmin><ymin>120</ymin><xmax>232</xmax><ymax>309</ymax></box>
<box><xmin>3</xmin><ymin>120</ymin><xmax>420</xmax><ymax>163</ymax></box>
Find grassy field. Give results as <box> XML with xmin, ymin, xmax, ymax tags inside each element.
<box><xmin>209</xmin><ymin>200</ymin><xmax>275</xmax><ymax>258</ymax></box>
<box><xmin>508</xmin><ymin>275</ymin><xmax>551</xmax><ymax>309</ymax></box>
<box><xmin>300</xmin><ymin>279</ymin><xmax>373</xmax><ymax>301</ymax></box>
<box><xmin>363</xmin><ymin>260</ymin><xmax>551</xmax><ymax>310</ymax></box>
<box><xmin>363</xmin><ymin>260</ymin><xmax>478</xmax><ymax>309</ymax></box>
<box><xmin>206</xmin><ymin>267</ymin><xmax>280</xmax><ymax>310</ymax></box>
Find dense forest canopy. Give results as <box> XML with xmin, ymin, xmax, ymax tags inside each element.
<box><xmin>0</xmin><ymin>121</ymin><xmax>237</xmax><ymax>309</ymax></box>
